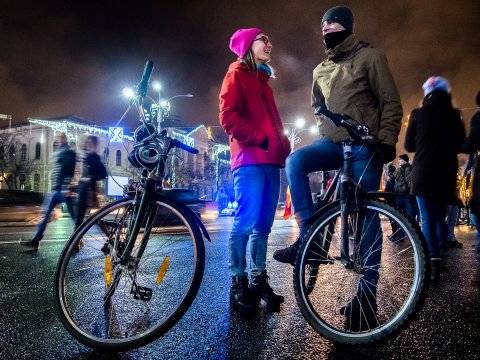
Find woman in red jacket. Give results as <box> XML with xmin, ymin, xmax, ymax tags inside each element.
<box><xmin>219</xmin><ymin>28</ymin><xmax>291</xmax><ymax>315</ymax></box>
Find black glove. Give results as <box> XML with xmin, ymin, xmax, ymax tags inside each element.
<box><xmin>259</xmin><ymin>136</ymin><xmax>269</xmax><ymax>151</ymax></box>
<box><xmin>377</xmin><ymin>143</ymin><xmax>396</xmax><ymax>164</ymax></box>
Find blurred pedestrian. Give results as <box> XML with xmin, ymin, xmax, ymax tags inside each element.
<box><xmin>445</xmin><ymin>195</ymin><xmax>463</xmax><ymax>248</ymax></box>
<box><xmin>219</xmin><ymin>28</ymin><xmax>291</xmax><ymax>314</ymax></box>
<box><xmin>461</xmin><ymin>90</ymin><xmax>480</xmax><ymax>253</ymax></box>
<box><xmin>24</xmin><ymin>132</ymin><xmax>79</xmax><ymax>250</ymax></box>
<box><xmin>404</xmin><ymin>76</ymin><xmax>466</xmax><ymax>280</ymax></box>
<box><xmin>74</xmin><ymin>135</ymin><xmax>107</xmax><ymax>251</ymax></box>
<box><xmin>394</xmin><ymin>154</ymin><xmax>417</xmax><ymax>220</ymax></box>
<box><xmin>384</xmin><ymin>163</ymin><xmax>396</xmax><ymax>193</ymax></box>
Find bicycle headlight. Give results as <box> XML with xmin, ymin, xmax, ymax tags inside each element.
<box><xmin>128</xmin><ymin>143</ymin><xmax>163</xmax><ymax>169</ymax></box>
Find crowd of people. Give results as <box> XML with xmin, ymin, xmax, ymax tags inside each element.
<box><xmin>219</xmin><ymin>5</ymin><xmax>480</xmax><ymax>317</ymax></box>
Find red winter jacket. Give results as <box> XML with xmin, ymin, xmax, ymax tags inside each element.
<box><xmin>219</xmin><ymin>60</ymin><xmax>291</xmax><ymax>172</ymax></box>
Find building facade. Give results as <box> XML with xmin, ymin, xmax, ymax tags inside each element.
<box><xmin>0</xmin><ymin>115</ymin><xmax>232</xmax><ymax>202</ymax></box>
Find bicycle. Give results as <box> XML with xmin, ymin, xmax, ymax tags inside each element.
<box><xmin>293</xmin><ymin>106</ymin><xmax>430</xmax><ymax>344</ymax></box>
<box><xmin>53</xmin><ymin>61</ymin><xmax>210</xmax><ymax>352</ymax></box>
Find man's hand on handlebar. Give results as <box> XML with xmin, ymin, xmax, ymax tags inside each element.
<box><xmin>376</xmin><ymin>143</ymin><xmax>396</xmax><ymax>164</ymax></box>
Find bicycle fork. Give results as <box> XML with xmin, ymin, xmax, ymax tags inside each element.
<box><xmin>339</xmin><ymin>143</ymin><xmax>365</xmax><ymax>271</ymax></box>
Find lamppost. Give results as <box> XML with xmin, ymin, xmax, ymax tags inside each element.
<box><xmin>152</xmin><ymin>81</ymin><xmax>162</xmax><ymax>125</ymax></box>
<box><xmin>284</xmin><ymin>117</ymin><xmax>318</xmax><ymax>151</ymax></box>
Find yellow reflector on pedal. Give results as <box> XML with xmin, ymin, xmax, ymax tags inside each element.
<box><xmin>156</xmin><ymin>256</ymin><xmax>170</xmax><ymax>286</ymax></box>
<box><xmin>104</xmin><ymin>255</ymin><xmax>112</xmax><ymax>286</ymax></box>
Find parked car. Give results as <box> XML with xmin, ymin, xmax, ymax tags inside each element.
<box><xmin>0</xmin><ymin>190</ymin><xmax>61</xmax><ymax>224</ymax></box>
<box><xmin>160</xmin><ymin>188</ymin><xmax>206</xmax><ymax>220</ymax></box>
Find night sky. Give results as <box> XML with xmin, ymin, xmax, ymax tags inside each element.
<box><xmin>1</xmin><ymin>0</ymin><xmax>479</xmax><ymax>146</ymax></box>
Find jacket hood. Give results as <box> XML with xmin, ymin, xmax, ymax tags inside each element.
<box><xmin>422</xmin><ymin>89</ymin><xmax>453</xmax><ymax>110</ymax></box>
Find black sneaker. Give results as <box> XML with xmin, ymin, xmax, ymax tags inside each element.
<box><xmin>340</xmin><ymin>291</ymin><xmax>378</xmax><ymax>331</ymax></box>
<box><xmin>273</xmin><ymin>239</ymin><xmax>300</xmax><ymax>265</ymax></box>
<box><xmin>22</xmin><ymin>239</ymin><xmax>40</xmax><ymax>250</ymax></box>
<box><xmin>431</xmin><ymin>257</ymin><xmax>442</xmax><ymax>281</ymax></box>
<box><xmin>445</xmin><ymin>240</ymin><xmax>463</xmax><ymax>248</ymax></box>
<box><xmin>230</xmin><ymin>275</ymin><xmax>259</xmax><ymax>315</ymax></box>
<box><xmin>250</xmin><ymin>272</ymin><xmax>284</xmax><ymax>305</ymax></box>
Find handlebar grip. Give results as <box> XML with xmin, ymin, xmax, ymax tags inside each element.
<box><xmin>136</xmin><ymin>60</ymin><xmax>154</xmax><ymax>98</ymax></box>
<box><xmin>171</xmin><ymin>138</ymin><xmax>199</xmax><ymax>154</ymax></box>
<box><xmin>314</xmin><ymin>105</ymin><xmax>347</xmax><ymax>127</ymax></box>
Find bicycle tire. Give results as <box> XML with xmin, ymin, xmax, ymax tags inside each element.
<box><xmin>54</xmin><ymin>196</ymin><xmax>205</xmax><ymax>352</ymax></box>
<box><xmin>293</xmin><ymin>199</ymin><xmax>429</xmax><ymax>344</ymax></box>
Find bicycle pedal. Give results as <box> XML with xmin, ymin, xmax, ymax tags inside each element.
<box><xmin>100</xmin><ymin>242</ymin><xmax>110</xmax><ymax>255</ymax></box>
<box><xmin>131</xmin><ymin>285</ymin><xmax>153</xmax><ymax>301</ymax></box>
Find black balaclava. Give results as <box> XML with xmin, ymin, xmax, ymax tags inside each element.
<box><xmin>324</xmin><ymin>30</ymin><xmax>352</xmax><ymax>49</ymax></box>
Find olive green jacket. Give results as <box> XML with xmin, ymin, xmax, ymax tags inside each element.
<box><xmin>312</xmin><ymin>34</ymin><xmax>403</xmax><ymax>148</ymax></box>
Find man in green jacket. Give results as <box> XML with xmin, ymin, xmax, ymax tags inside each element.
<box><xmin>273</xmin><ymin>5</ymin><xmax>403</xmax><ymax>323</ymax></box>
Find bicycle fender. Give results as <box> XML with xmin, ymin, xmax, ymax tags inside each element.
<box><xmin>363</xmin><ymin>191</ymin><xmax>396</xmax><ymax>205</ymax></box>
<box><xmin>192</xmin><ymin>212</ymin><xmax>211</xmax><ymax>242</ymax></box>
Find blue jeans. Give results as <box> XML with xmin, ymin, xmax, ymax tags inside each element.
<box><xmin>416</xmin><ymin>196</ymin><xmax>447</xmax><ymax>258</ymax></box>
<box><xmin>445</xmin><ymin>204</ymin><xmax>459</xmax><ymax>241</ymax></box>
<box><xmin>34</xmin><ymin>189</ymin><xmax>75</xmax><ymax>239</ymax></box>
<box><xmin>229</xmin><ymin>164</ymin><xmax>280</xmax><ymax>277</ymax></box>
<box><xmin>396</xmin><ymin>194</ymin><xmax>417</xmax><ymax>221</ymax></box>
<box><xmin>285</xmin><ymin>138</ymin><xmax>383</xmax><ymax>294</ymax></box>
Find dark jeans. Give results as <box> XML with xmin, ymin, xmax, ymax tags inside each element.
<box><xmin>416</xmin><ymin>196</ymin><xmax>447</xmax><ymax>258</ymax></box>
<box><xmin>75</xmin><ymin>182</ymin><xmax>90</xmax><ymax>229</ymax></box>
<box><xmin>35</xmin><ymin>189</ymin><xmax>75</xmax><ymax>239</ymax></box>
<box><xmin>396</xmin><ymin>194</ymin><xmax>417</xmax><ymax>221</ymax></box>
<box><xmin>285</xmin><ymin>138</ymin><xmax>383</xmax><ymax>295</ymax></box>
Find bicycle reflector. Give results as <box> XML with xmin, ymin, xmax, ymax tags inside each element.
<box><xmin>104</xmin><ymin>255</ymin><xmax>112</xmax><ymax>287</ymax></box>
<box><xmin>156</xmin><ymin>256</ymin><xmax>170</xmax><ymax>286</ymax></box>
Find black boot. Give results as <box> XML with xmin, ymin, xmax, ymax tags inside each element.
<box><xmin>273</xmin><ymin>239</ymin><xmax>300</xmax><ymax>265</ymax></box>
<box><xmin>250</xmin><ymin>272</ymin><xmax>284</xmax><ymax>305</ymax></box>
<box><xmin>230</xmin><ymin>275</ymin><xmax>259</xmax><ymax>315</ymax></box>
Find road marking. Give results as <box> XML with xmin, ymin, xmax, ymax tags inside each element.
<box><xmin>1</xmin><ymin>239</ymin><xmax>67</xmax><ymax>245</ymax></box>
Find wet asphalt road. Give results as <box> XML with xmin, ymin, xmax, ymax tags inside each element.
<box><xmin>1</xmin><ymin>216</ymin><xmax>480</xmax><ymax>359</ymax></box>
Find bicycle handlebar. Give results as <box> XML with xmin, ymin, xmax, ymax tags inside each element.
<box><xmin>136</xmin><ymin>60</ymin><xmax>154</xmax><ymax>98</ymax></box>
<box><xmin>314</xmin><ymin>105</ymin><xmax>372</xmax><ymax>141</ymax></box>
<box><xmin>170</xmin><ymin>138</ymin><xmax>199</xmax><ymax>154</ymax></box>
<box><xmin>126</xmin><ymin>60</ymin><xmax>200</xmax><ymax>171</ymax></box>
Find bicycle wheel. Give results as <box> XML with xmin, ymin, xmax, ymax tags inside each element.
<box><xmin>293</xmin><ymin>199</ymin><xmax>429</xmax><ymax>344</ymax></box>
<box><xmin>54</xmin><ymin>196</ymin><xmax>205</xmax><ymax>352</ymax></box>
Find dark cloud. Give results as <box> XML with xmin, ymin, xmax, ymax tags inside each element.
<box><xmin>1</xmin><ymin>0</ymin><xmax>479</xmax><ymax>149</ymax></box>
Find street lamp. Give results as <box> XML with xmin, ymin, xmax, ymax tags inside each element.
<box><xmin>156</xmin><ymin>94</ymin><xmax>194</xmax><ymax>131</ymax></box>
<box><xmin>122</xmin><ymin>85</ymin><xmax>193</xmax><ymax>130</ymax></box>
<box><xmin>151</xmin><ymin>81</ymin><xmax>162</xmax><ymax>124</ymax></box>
<box><xmin>284</xmin><ymin>117</ymin><xmax>318</xmax><ymax>151</ymax></box>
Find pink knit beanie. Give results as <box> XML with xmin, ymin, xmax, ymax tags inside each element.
<box><xmin>229</xmin><ymin>28</ymin><xmax>263</xmax><ymax>57</ymax></box>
